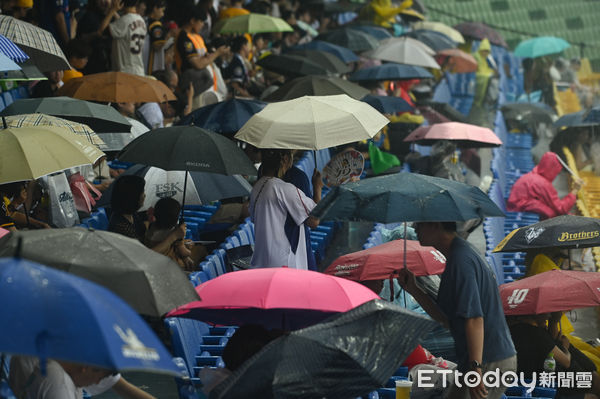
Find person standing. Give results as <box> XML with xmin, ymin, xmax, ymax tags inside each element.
<box><xmin>399</xmin><ymin>221</ymin><xmax>516</xmax><ymax>399</ymax></box>
<box><xmin>143</xmin><ymin>0</ymin><xmax>168</xmax><ymax>74</ymax></box>
<box><xmin>108</xmin><ymin>0</ymin><xmax>147</xmax><ymax>76</ymax></box>
<box><xmin>40</xmin><ymin>0</ymin><xmax>70</xmax><ymax>49</ymax></box>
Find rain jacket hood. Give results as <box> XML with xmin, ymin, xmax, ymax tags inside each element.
<box><xmin>532</xmin><ymin>152</ymin><xmax>563</xmax><ymax>182</ymax></box>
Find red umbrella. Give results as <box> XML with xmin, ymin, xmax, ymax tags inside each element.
<box><xmin>500</xmin><ymin>270</ymin><xmax>600</xmax><ymax>315</ymax></box>
<box><xmin>324</xmin><ymin>240</ymin><xmax>446</xmax><ymax>281</ymax></box>
<box><xmin>435</xmin><ymin>48</ymin><xmax>477</xmax><ymax>73</ymax></box>
<box><xmin>166</xmin><ymin>268</ymin><xmax>379</xmax><ymax>330</ymax></box>
<box><xmin>404</xmin><ymin>122</ymin><xmax>503</xmax><ymax>148</ymax></box>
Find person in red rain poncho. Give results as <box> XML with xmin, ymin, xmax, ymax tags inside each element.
<box><xmin>507</xmin><ymin>152</ymin><xmax>584</xmax><ymax>219</ymax></box>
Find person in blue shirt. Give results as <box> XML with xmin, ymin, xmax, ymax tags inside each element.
<box><xmin>399</xmin><ymin>221</ymin><xmax>516</xmax><ymax>399</ymax></box>
<box><xmin>40</xmin><ymin>0</ymin><xmax>70</xmax><ymax>49</ymax></box>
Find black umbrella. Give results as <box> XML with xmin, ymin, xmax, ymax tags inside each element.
<box><xmin>501</xmin><ymin>103</ymin><xmax>555</xmax><ymax>126</ymax></box>
<box><xmin>317</xmin><ymin>28</ymin><xmax>379</xmax><ymax>52</ymax></box>
<box><xmin>311</xmin><ymin>172</ymin><xmax>504</xmax><ymax>223</ymax></box>
<box><xmin>263</xmin><ymin>75</ymin><xmax>369</xmax><ymax>102</ymax></box>
<box><xmin>404</xmin><ymin>30</ymin><xmax>456</xmax><ymax>52</ymax></box>
<box><xmin>349</xmin><ymin>63</ymin><xmax>433</xmax><ymax>82</ymax></box>
<box><xmin>554</xmin><ymin>111</ymin><xmax>596</xmax><ymax>130</ymax></box>
<box><xmin>0</xmin><ymin>96</ymin><xmax>131</xmax><ymax>133</ymax></box>
<box><xmin>118</xmin><ymin>126</ymin><xmax>257</xmax><ymax>219</ymax></box>
<box><xmin>493</xmin><ymin>215</ymin><xmax>600</xmax><ymax>252</ymax></box>
<box><xmin>287</xmin><ymin>50</ymin><xmax>352</xmax><ymax>74</ymax></box>
<box><xmin>256</xmin><ymin>53</ymin><xmax>333</xmax><ymax>77</ymax></box>
<box><xmin>0</xmin><ymin>228</ymin><xmax>200</xmax><ymax>317</ymax></box>
<box><xmin>420</xmin><ymin>101</ymin><xmax>469</xmax><ymax>123</ymax></box>
<box><xmin>210</xmin><ymin>299</ymin><xmax>436</xmax><ymax>399</ymax></box>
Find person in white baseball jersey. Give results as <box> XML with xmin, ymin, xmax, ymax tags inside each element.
<box><xmin>108</xmin><ymin>0</ymin><xmax>147</xmax><ymax>76</ymax></box>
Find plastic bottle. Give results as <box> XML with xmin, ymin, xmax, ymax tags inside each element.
<box><xmin>543</xmin><ymin>352</ymin><xmax>556</xmax><ymax>372</ymax></box>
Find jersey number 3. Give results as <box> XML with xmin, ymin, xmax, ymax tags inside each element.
<box><xmin>131</xmin><ymin>34</ymin><xmax>144</xmax><ymax>54</ymax></box>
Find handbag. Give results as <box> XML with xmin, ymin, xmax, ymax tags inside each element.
<box><xmin>69</xmin><ymin>172</ymin><xmax>102</xmax><ymax>214</ymax></box>
<box><xmin>47</xmin><ymin>172</ymin><xmax>80</xmax><ymax>227</ymax></box>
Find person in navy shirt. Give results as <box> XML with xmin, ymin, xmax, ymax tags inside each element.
<box><xmin>399</xmin><ymin>221</ymin><xmax>516</xmax><ymax>399</ymax></box>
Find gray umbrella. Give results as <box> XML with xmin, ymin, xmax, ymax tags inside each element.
<box><xmin>0</xmin><ymin>228</ymin><xmax>200</xmax><ymax>317</ymax></box>
<box><xmin>210</xmin><ymin>299</ymin><xmax>436</xmax><ymax>399</ymax></box>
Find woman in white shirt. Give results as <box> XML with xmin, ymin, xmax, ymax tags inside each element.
<box><xmin>250</xmin><ymin>149</ymin><xmax>322</xmax><ymax>269</ymax></box>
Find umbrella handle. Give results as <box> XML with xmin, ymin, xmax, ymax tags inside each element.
<box><xmin>180</xmin><ymin>170</ymin><xmax>189</xmax><ymax>224</ymax></box>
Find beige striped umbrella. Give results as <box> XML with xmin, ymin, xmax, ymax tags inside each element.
<box><xmin>2</xmin><ymin>113</ymin><xmax>106</xmax><ymax>149</ymax></box>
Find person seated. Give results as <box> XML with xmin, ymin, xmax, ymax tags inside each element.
<box><xmin>145</xmin><ymin>197</ymin><xmax>206</xmax><ymax>271</ymax></box>
<box><xmin>63</xmin><ymin>38</ymin><xmax>91</xmax><ymax>83</ymax></box>
<box><xmin>108</xmin><ymin>176</ymin><xmax>186</xmax><ymax>252</ymax></box>
<box><xmin>507</xmin><ymin>152</ymin><xmax>583</xmax><ymax>220</ymax></box>
<box><xmin>0</xmin><ymin>182</ymin><xmax>50</xmax><ymax>230</ymax></box>
<box><xmin>507</xmin><ymin>313</ymin><xmax>600</xmax><ymax>399</ymax></box>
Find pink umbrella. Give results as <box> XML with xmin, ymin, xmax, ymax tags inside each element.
<box><xmin>404</xmin><ymin>122</ymin><xmax>503</xmax><ymax>148</ymax></box>
<box><xmin>167</xmin><ymin>268</ymin><xmax>379</xmax><ymax>330</ymax></box>
<box><xmin>325</xmin><ymin>239</ymin><xmax>446</xmax><ymax>281</ymax></box>
<box><xmin>0</xmin><ymin>227</ymin><xmax>10</xmax><ymax>239</ymax></box>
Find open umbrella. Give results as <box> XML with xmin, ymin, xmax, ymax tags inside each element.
<box><xmin>0</xmin><ymin>96</ymin><xmax>131</xmax><ymax>133</ymax></box>
<box><xmin>348</xmin><ymin>25</ymin><xmax>393</xmax><ymax>40</ymax></box>
<box><xmin>0</xmin><ymin>15</ymin><xmax>69</xmax><ymax>72</ymax></box>
<box><xmin>493</xmin><ymin>215</ymin><xmax>600</xmax><ymax>253</ymax></box>
<box><xmin>256</xmin><ymin>54</ymin><xmax>332</xmax><ymax>77</ymax></box>
<box><xmin>403</xmin><ymin>122</ymin><xmax>503</xmax><ymax>148</ymax></box>
<box><xmin>435</xmin><ymin>48</ymin><xmax>477</xmax><ymax>73</ymax></box>
<box><xmin>325</xmin><ymin>239</ymin><xmax>446</xmax><ymax>281</ymax></box>
<box><xmin>453</xmin><ymin>22</ymin><xmax>508</xmax><ymax>48</ymax></box>
<box><xmin>403</xmin><ymin>30</ymin><xmax>456</xmax><ymax>52</ymax></box>
<box><xmin>361</xmin><ymin>94</ymin><xmax>413</xmax><ymax>114</ymax></box>
<box><xmin>57</xmin><ymin>71</ymin><xmax>176</xmax><ymax>103</ymax></box>
<box><xmin>582</xmin><ymin>105</ymin><xmax>600</xmax><ymax>124</ymax></box>
<box><xmin>0</xmin><ymin>59</ymin><xmax>45</xmax><ymax>81</ymax></box>
<box><xmin>0</xmin><ymin>52</ymin><xmax>21</xmax><ymax>71</ymax></box>
<box><xmin>500</xmin><ymin>270</ymin><xmax>600</xmax><ymax>315</ymax></box>
<box><xmin>0</xmin><ymin>33</ymin><xmax>29</xmax><ymax>62</ymax></box>
<box><xmin>0</xmin><ymin>126</ymin><xmax>105</xmax><ymax>185</ymax></box>
<box><xmin>362</xmin><ymin>37</ymin><xmax>439</xmax><ymax>69</ymax></box>
<box><xmin>167</xmin><ymin>268</ymin><xmax>380</xmax><ymax>330</ymax></box>
<box><xmin>413</xmin><ymin>21</ymin><xmax>465</xmax><ymax>43</ymax></box>
<box><xmin>553</xmin><ymin>111</ymin><xmax>594</xmax><ymax>130</ymax></box>
<box><xmin>235</xmin><ymin>95</ymin><xmax>389</xmax><ymax>150</ymax></box>
<box><xmin>0</xmin><ymin>228</ymin><xmax>200</xmax><ymax>317</ymax></box>
<box><xmin>104</xmin><ymin>164</ymin><xmax>252</xmax><ymax>211</ymax></box>
<box><xmin>514</xmin><ymin>36</ymin><xmax>570</xmax><ymax>59</ymax></box>
<box><xmin>317</xmin><ymin>28</ymin><xmax>379</xmax><ymax>52</ymax></box>
<box><xmin>0</xmin><ymin>257</ymin><xmax>180</xmax><ymax>375</ymax></box>
<box><xmin>501</xmin><ymin>103</ymin><xmax>555</xmax><ymax>126</ymax></box>
<box><xmin>311</xmin><ymin>172</ymin><xmax>504</xmax><ymax>222</ymax></box>
<box><xmin>349</xmin><ymin>63</ymin><xmax>433</xmax><ymax>82</ymax></box>
<box><xmin>263</xmin><ymin>76</ymin><xmax>369</xmax><ymax>102</ymax></box>
<box><xmin>209</xmin><ymin>300</ymin><xmax>436</xmax><ymax>399</ymax></box>
<box><xmin>177</xmin><ymin>98</ymin><xmax>267</xmax><ymax>134</ymax></box>
<box><xmin>2</xmin><ymin>113</ymin><xmax>106</xmax><ymax>149</ymax></box>
<box><xmin>287</xmin><ymin>40</ymin><xmax>359</xmax><ymax>63</ymax></box>
<box><xmin>217</xmin><ymin>13</ymin><xmax>292</xmax><ymax>34</ymax></box>
<box><xmin>419</xmin><ymin>101</ymin><xmax>468</xmax><ymax>123</ymax></box>
<box><xmin>287</xmin><ymin>50</ymin><xmax>352</xmax><ymax>74</ymax></box>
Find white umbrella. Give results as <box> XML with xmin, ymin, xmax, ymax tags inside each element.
<box><xmin>235</xmin><ymin>95</ymin><xmax>389</xmax><ymax>150</ymax></box>
<box><xmin>363</xmin><ymin>37</ymin><xmax>440</xmax><ymax>69</ymax></box>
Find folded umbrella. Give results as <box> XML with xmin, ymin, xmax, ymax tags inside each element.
<box><xmin>317</xmin><ymin>28</ymin><xmax>379</xmax><ymax>52</ymax></box>
<box><xmin>362</xmin><ymin>37</ymin><xmax>439</xmax><ymax>69</ymax></box>
<box><xmin>453</xmin><ymin>22</ymin><xmax>508</xmax><ymax>48</ymax></box>
<box><xmin>403</xmin><ymin>30</ymin><xmax>457</xmax><ymax>52</ymax></box>
<box><xmin>349</xmin><ymin>63</ymin><xmax>433</xmax><ymax>82</ymax></box>
<box><xmin>0</xmin><ymin>15</ymin><xmax>69</xmax><ymax>72</ymax></box>
<box><xmin>210</xmin><ymin>299</ymin><xmax>437</xmax><ymax>399</ymax></box>
<box><xmin>311</xmin><ymin>172</ymin><xmax>504</xmax><ymax>222</ymax></box>
<box><xmin>325</xmin><ymin>239</ymin><xmax>446</xmax><ymax>281</ymax></box>
<box><xmin>0</xmin><ymin>228</ymin><xmax>200</xmax><ymax>317</ymax></box>
<box><xmin>0</xmin><ymin>96</ymin><xmax>131</xmax><ymax>133</ymax></box>
<box><xmin>514</xmin><ymin>36</ymin><xmax>570</xmax><ymax>59</ymax></box>
<box><xmin>57</xmin><ymin>71</ymin><xmax>177</xmax><ymax>103</ymax></box>
<box><xmin>235</xmin><ymin>95</ymin><xmax>389</xmax><ymax>150</ymax></box>
<box><xmin>361</xmin><ymin>94</ymin><xmax>413</xmax><ymax>114</ymax></box>
<box><xmin>168</xmin><ymin>268</ymin><xmax>379</xmax><ymax>330</ymax></box>
<box><xmin>177</xmin><ymin>98</ymin><xmax>267</xmax><ymax>134</ymax></box>
<box><xmin>493</xmin><ymin>215</ymin><xmax>600</xmax><ymax>253</ymax></box>
<box><xmin>287</xmin><ymin>40</ymin><xmax>359</xmax><ymax>63</ymax></box>
<box><xmin>403</xmin><ymin>122</ymin><xmax>503</xmax><ymax>148</ymax></box>
<box><xmin>287</xmin><ymin>49</ymin><xmax>352</xmax><ymax>74</ymax></box>
<box><xmin>0</xmin><ymin>126</ymin><xmax>105</xmax><ymax>185</ymax></box>
<box><xmin>263</xmin><ymin>76</ymin><xmax>368</xmax><ymax>102</ymax></box>
<box><xmin>500</xmin><ymin>270</ymin><xmax>600</xmax><ymax>315</ymax></box>
<box><xmin>0</xmin><ymin>257</ymin><xmax>181</xmax><ymax>375</ymax></box>
<box><xmin>256</xmin><ymin>53</ymin><xmax>332</xmax><ymax>77</ymax></box>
